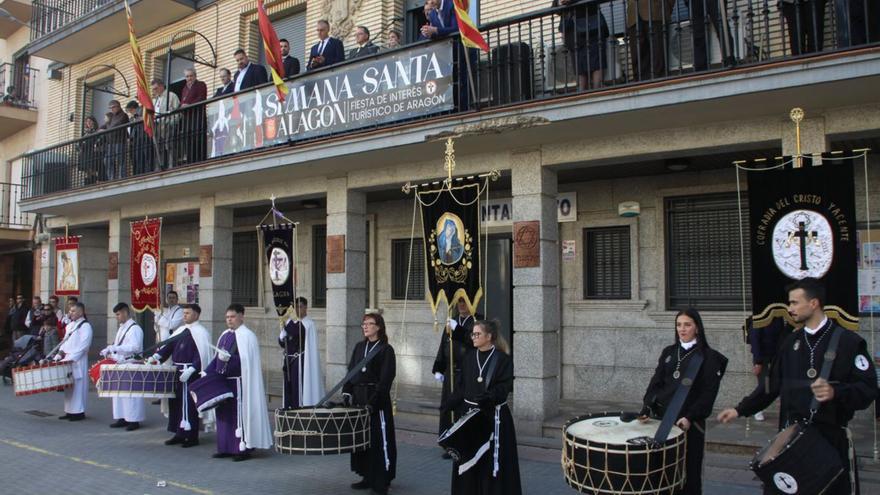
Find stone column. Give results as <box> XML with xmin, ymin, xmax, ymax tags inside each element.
<box><xmin>782</xmin><ymin>115</ymin><xmax>828</xmax><ymax>157</ymax></box>
<box><xmin>510</xmin><ymin>150</ymin><xmax>560</xmax><ymax>436</ymax></box>
<box><xmin>106</xmin><ymin>211</ymin><xmax>131</xmax><ymax>345</ymax></box>
<box><xmin>325</xmin><ymin>177</ymin><xmax>367</xmax><ymax>386</ymax></box>
<box><xmin>199</xmin><ymin>197</ymin><xmax>233</xmax><ymax>338</ymax></box>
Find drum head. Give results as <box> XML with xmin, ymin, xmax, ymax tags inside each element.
<box><xmin>565</xmin><ymin>413</ymin><xmax>684</xmax><ymax>445</ymax></box>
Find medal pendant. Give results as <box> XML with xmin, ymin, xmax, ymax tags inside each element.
<box><xmin>477</xmin><ymin>376</ymin><xmax>483</xmax><ymax>383</ymax></box>
<box><xmin>673</xmin><ymin>370</ymin><xmax>681</xmax><ymax>380</ymax></box>
<box><xmin>361</xmin><ymin>367</ymin><xmax>367</xmax><ymax>373</ymax></box>
<box><xmin>807</xmin><ymin>368</ymin><xmax>817</xmax><ymax>379</ymax></box>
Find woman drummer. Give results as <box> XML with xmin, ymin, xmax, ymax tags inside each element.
<box><xmin>443</xmin><ymin>319</ymin><xmax>522</xmax><ymax>495</ymax></box>
<box><xmin>639</xmin><ymin>308</ymin><xmax>728</xmax><ymax>495</ymax></box>
<box><xmin>343</xmin><ymin>313</ymin><xmax>397</xmax><ymax>495</ymax></box>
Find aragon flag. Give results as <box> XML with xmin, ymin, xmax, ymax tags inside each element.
<box><xmin>124</xmin><ymin>0</ymin><xmax>154</xmax><ymax>138</ymax></box>
<box><xmin>419</xmin><ymin>180</ymin><xmax>482</xmax><ymax>315</ymax></box>
<box><xmin>257</xmin><ymin>0</ymin><xmax>289</xmax><ymax>102</ymax></box>
<box><xmin>453</xmin><ymin>0</ymin><xmax>489</xmax><ymax>52</ymax></box>
<box><xmin>747</xmin><ymin>155</ymin><xmax>858</xmax><ymax>330</ymax></box>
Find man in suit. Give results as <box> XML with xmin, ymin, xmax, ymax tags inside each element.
<box><xmin>348</xmin><ymin>26</ymin><xmax>379</xmax><ymax>59</ymax></box>
<box><xmin>180</xmin><ymin>68</ymin><xmax>207</xmax><ymax>164</ymax></box>
<box><xmin>307</xmin><ymin>20</ymin><xmax>345</xmax><ymax>70</ymax></box>
<box><xmin>421</xmin><ymin>0</ymin><xmax>477</xmax><ymax>110</ymax></box>
<box><xmin>214</xmin><ymin>68</ymin><xmax>234</xmax><ymax>98</ymax></box>
<box><xmin>233</xmin><ymin>49</ymin><xmax>269</xmax><ymax>92</ymax></box>
<box><xmin>626</xmin><ymin>0</ymin><xmax>675</xmax><ymax>81</ymax></box>
<box><xmin>279</xmin><ymin>39</ymin><xmax>301</xmax><ymax>78</ymax></box>
<box><xmin>151</xmin><ymin>78</ymin><xmax>181</xmax><ymax>169</ymax></box>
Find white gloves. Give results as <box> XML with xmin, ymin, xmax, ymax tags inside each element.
<box><xmin>147</xmin><ymin>354</ymin><xmax>161</xmax><ymax>365</ymax></box>
<box><xmin>217</xmin><ymin>350</ymin><xmax>231</xmax><ymax>362</ymax></box>
<box><xmin>100</xmin><ymin>348</ymin><xmax>109</xmax><ymax>357</ymax></box>
<box><xmin>279</xmin><ymin>329</ymin><xmax>287</xmax><ymax>340</ymax></box>
<box><xmin>179</xmin><ymin>366</ymin><xmax>196</xmax><ymax>383</ymax></box>
<box><xmin>447</xmin><ymin>318</ymin><xmax>458</xmax><ymax>330</ymax></box>
<box><xmin>53</xmin><ymin>354</ymin><xmax>63</xmax><ymax>362</ymax></box>
<box><xmin>434</xmin><ymin>372</ymin><xmax>445</xmax><ymax>382</ymax></box>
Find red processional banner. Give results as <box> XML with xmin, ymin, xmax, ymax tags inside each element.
<box><xmin>54</xmin><ymin>236</ymin><xmax>81</xmax><ymax>296</ymax></box>
<box><xmin>130</xmin><ymin>217</ymin><xmax>162</xmax><ymax>312</ymax></box>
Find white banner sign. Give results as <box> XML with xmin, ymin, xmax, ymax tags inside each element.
<box><xmin>481</xmin><ymin>192</ymin><xmax>577</xmax><ymax>227</ymax></box>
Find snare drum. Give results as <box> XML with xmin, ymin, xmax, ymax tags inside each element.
<box><xmin>97</xmin><ymin>363</ymin><xmax>177</xmax><ymax>399</ymax></box>
<box><xmin>438</xmin><ymin>408</ymin><xmax>493</xmax><ymax>465</ymax></box>
<box><xmin>189</xmin><ymin>373</ymin><xmax>234</xmax><ymax>414</ymax></box>
<box><xmin>89</xmin><ymin>358</ymin><xmax>116</xmax><ymax>385</ymax></box>
<box><xmin>274</xmin><ymin>407</ymin><xmax>370</xmax><ymax>455</ymax></box>
<box><xmin>12</xmin><ymin>361</ymin><xmax>74</xmax><ymax>396</ymax></box>
<box><xmin>750</xmin><ymin>422</ymin><xmax>844</xmax><ymax>494</ymax></box>
<box><xmin>562</xmin><ymin>412</ymin><xmax>686</xmax><ymax>495</ymax></box>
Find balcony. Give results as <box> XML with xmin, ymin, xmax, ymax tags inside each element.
<box><xmin>0</xmin><ymin>0</ymin><xmax>33</xmax><ymax>38</ymax></box>
<box><xmin>0</xmin><ymin>63</ymin><xmax>38</xmax><ymax>139</ymax></box>
<box><xmin>0</xmin><ymin>182</ymin><xmax>33</xmax><ymax>248</ymax></box>
<box><xmin>18</xmin><ymin>0</ymin><xmax>880</xmax><ymax>205</ymax></box>
<box><xmin>28</xmin><ymin>0</ymin><xmax>196</xmax><ymax>64</ymax></box>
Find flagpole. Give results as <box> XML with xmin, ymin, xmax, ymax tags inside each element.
<box><xmin>462</xmin><ymin>47</ymin><xmax>478</xmax><ymax>110</ymax></box>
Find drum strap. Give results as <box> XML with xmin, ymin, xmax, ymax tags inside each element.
<box><xmin>652</xmin><ymin>351</ymin><xmax>703</xmax><ymax>446</ymax></box>
<box><xmin>808</xmin><ymin>326</ymin><xmax>842</xmax><ymax>423</ymax></box>
<box><xmin>483</xmin><ymin>351</ymin><xmax>500</xmax><ymax>388</ymax></box>
<box><xmin>317</xmin><ymin>342</ymin><xmax>385</xmax><ymax>407</ymax></box>
<box><xmin>139</xmin><ymin>328</ymin><xmax>191</xmax><ymax>359</ymax></box>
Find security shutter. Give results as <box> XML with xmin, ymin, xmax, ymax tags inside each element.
<box><xmin>232</xmin><ymin>231</ymin><xmax>259</xmax><ymax>307</ymax></box>
<box><xmin>584</xmin><ymin>226</ymin><xmax>631</xmax><ymax>299</ymax></box>
<box><xmin>666</xmin><ymin>193</ymin><xmax>751</xmax><ymax>310</ymax></box>
<box><xmin>258</xmin><ymin>10</ymin><xmax>308</xmax><ymax>66</ymax></box>
<box><xmin>312</xmin><ymin>224</ymin><xmax>327</xmax><ymax>308</ymax></box>
<box><xmin>392</xmin><ymin>238</ymin><xmax>425</xmax><ymax>300</ymax></box>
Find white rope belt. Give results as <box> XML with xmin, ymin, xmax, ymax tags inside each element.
<box><xmin>379</xmin><ymin>409</ymin><xmax>391</xmax><ymax>471</ymax></box>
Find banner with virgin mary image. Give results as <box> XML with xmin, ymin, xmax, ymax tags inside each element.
<box><xmin>261</xmin><ymin>223</ymin><xmax>296</xmax><ymax>317</ymax></box>
<box><xmin>419</xmin><ymin>180</ymin><xmax>482</xmax><ymax>314</ymax></box>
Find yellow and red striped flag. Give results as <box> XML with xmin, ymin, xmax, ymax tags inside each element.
<box><xmin>124</xmin><ymin>0</ymin><xmax>154</xmax><ymax>138</ymax></box>
<box><xmin>453</xmin><ymin>0</ymin><xmax>488</xmax><ymax>52</ymax></box>
<box><xmin>257</xmin><ymin>0</ymin><xmax>289</xmax><ymax>102</ymax></box>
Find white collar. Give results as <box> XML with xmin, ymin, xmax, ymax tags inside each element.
<box><xmin>804</xmin><ymin>317</ymin><xmax>828</xmax><ymax>335</ymax></box>
<box><xmin>680</xmin><ymin>338</ymin><xmax>697</xmax><ymax>351</ymax></box>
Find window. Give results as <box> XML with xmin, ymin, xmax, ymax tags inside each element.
<box><xmin>391</xmin><ymin>238</ymin><xmax>425</xmax><ymax>300</ymax></box>
<box><xmin>583</xmin><ymin>226</ymin><xmax>631</xmax><ymax>299</ymax></box>
<box><xmin>257</xmin><ymin>10</ymin><xmax>307</xmax><ymax>68</ymax></box>
<box><xmin>155</xmin><ymin>48</ymin><xmax>195</xmax><ymax>98</ymax></box>
<box><xmin>312</xmin><ymin>224</ymin><xmax>327</xmax><ymax>308</ymax></box>
<box><xmin>666</xmin><ymin>193</ymin><xmax>751</xmax><ymax>310</ymax></box>
<box><xmin>88</xmin><ymin>77</ymin><xmax>115</xmax><ymax>128</ymax></box>
<box><xmin>232</xmin><ymin>231</ymin><xmax>259</xmax><ymax>306</ymax></box>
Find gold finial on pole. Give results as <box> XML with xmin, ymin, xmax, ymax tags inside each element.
<box><xmin>790</xmin><ymin>107</ymin><xmax>805</xmax><ymax>168</ymax></box>
<box><xmin>444</xmin><ymin>137</ymin><xmax>456</xmax><ymax>185</ymax></box>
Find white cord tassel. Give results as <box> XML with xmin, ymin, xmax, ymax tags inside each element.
<box><xmin>380</xmin><ymin>409</ymin><xmax>390</xmax><ymax>471</ymax></box>
<box><xmin>180</xmin><ymin>378</ymin><xmax>191</xmax><ymax>431</ymax></box>
<box><xmin>236</xmin><ymin>377</ymin><xmax>245</xmax><ymax>451</ymax></box>
<box><xmin>493</xmin><ymin>404</ymin><xmax>501</xmax><ymax>477</ymax></box>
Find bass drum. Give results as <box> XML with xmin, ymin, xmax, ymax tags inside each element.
<box><xmin>562</xmin><ymin>411</ymin><xmax>686</xmax><ymax>495</ymax></box>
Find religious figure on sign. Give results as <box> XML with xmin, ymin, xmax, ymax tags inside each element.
<box><xmin>58</xmin><ymin>250</ymin><xmax>78</xmax><ymax>291</ymax></box>
<box><xmin>436</xmin><ymin>216</ymin><xmax>464</xmax><ymax>265</ymax></box>
<box><xmin>269</xmin><ymin>247</ymin><xmax>291</xmax><ymax>286</ymax></box>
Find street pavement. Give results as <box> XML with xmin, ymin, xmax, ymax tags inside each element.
<box><xmin>1</xmin><ymin>384</ymin><xmax>770</xmax><ymax>494</ymax></box>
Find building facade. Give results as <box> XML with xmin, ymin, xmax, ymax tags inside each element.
<box><xmin>10</xmin><ymin>0</ymin><xmax>880</xmax><ymax>436</ymax></box>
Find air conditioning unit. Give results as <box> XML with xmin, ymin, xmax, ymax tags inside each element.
<box><xmin>48</xmin><ymin>68</ymin><xmax>63</xmax><ymax>80</ymax></box>
<box><xmin>542</xmin><ymin>39</ymin><xmax>623</xmax><ymax>91</ymax></box>
<box><xmin>668</xmin><ymin>18</ymin><xmax>746</xmax><ymax>71</ymax></box>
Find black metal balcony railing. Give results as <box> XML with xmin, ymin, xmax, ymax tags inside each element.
<box><xmin>20</xmin><ymin>0</ymin><xmax>880</xmax><ymax>199</ymax></box>
<box><xmin>0</xmin><ymin>63</ymin><xmax>39</xmax><ymax>110</ymax></box>
<box><xmin>1</xmin><ymin>183</ymin><xmax>32</xmax><ymax>228</ymax></box>
<box><xmin>30</xmin><ymin>0</ymin><xmax>114</xmax><ymax>41</ymax></box>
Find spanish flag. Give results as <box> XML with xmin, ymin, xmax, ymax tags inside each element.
<box><xmin>124</xmin><ymin>0</ymin><xmax>154</xmax><ymax>138</ymax></box>
<box><xmin>453</xmin><ymin>0</ymin><xmax>488</xmax><ymax>52</ymax></box>
<box><xmin>257</xmin><ymin>0</ymin><xmax>289</xmax><ymax>102</ymax></box>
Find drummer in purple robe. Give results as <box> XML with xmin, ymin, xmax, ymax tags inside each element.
<box><xmin>278</xmin><ymin>297</ymin><xmax>324</xmax><ymax>409</ymax></box>
<box><xmin>150</xmin><ymin>303</ymin><xmax>213</xmax><ymax>447</ymax></box>
<box><xmin>203</xmin><ymin>304</ymin><xmax>272</xmax><ymax>461</ymax></box>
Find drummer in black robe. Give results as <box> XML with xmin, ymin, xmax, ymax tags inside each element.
<box><xmin>638</xmin><ymin>308</ymin><xmax>727</xmax><ymax>495</ymax></box>
<box><xmin>442</xmin><ymin>319</ymin><xmax>522</xmax><ymax>495</ymax></box>
<box><xmin>343</xmin><ymin>313</ymin><xmax>397</xmax><ymax>495</ymax></box>
<box><xmin>719</xmin><ymin>278</ymin><xmax>878</xmax><ymax>495</ymax></box>
<box><xmin>432</xmin><ymin>299</ymin><xmax>482</xmax><ymax>442</ymax></box>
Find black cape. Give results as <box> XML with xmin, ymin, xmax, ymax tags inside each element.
<box><xmin>444</xmin><ymin>347</ymin><xmax>522</xmax><ymax>495</ymax></box>
<box><xmin>433</xmin><ymin>314</ymin><xmax>480</xmax><ymax>434</ymax></box>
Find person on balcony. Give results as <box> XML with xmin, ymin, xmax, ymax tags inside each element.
<box><xmin>554</xmin><ymin>0</ymin><xmax>610</xmax><ymax>90</ymax></box>
<box><xmin>382</xmin><ymin>30</ymin><xmax>402</xmax><ymax>52</ymax></box>
<box><xmin>151</xmin><ymin>78</ymin><xmax>181</xmax><ymax>170</ymax></box>
<box><xmin>125</xmin><ymin>100</ymin><xmax>152</xmax><ymax>176</ymax></box>
<box><xmin>181</xmin><ymin>68</ymin><xmax>208</xmax><ymax>165</ymax></box>
<box><xmin>421</xmin><ymin>0</ymin><xmax>478</xmax><ymax>110</ymax></box>
<box><xmin>102</xmin><ymin>100</ymin><xmax>130</xmax><ymax>181</ymax></box>
<box><xmin>626</xmin><ymin>0</ymin><xmax>675</xmax><ymax>81</ymax></box>
<box><xmin>691</xmin><ymin>0</ymin><xmax>735</xmax><ymax>71</ymax></box>
<box><xmin>349</xmin><ymin>26</ymin><xmax>380</xmax><ymax>59</ymax></box>
<box><xmin>233</xmin><ymin>49</ymin><xmax>268</xmax><ymax>92</ymax></box>
<box><xmin>79</xmin><ymin>116</ymin><xmax>102</xmax><ymax>186</ymax></box>
<box><xmin>780</xmin><ymin>0</ymin><xmax>828</xmax><ymax>55</ymax></box>
<box><xmin>214</xmin><ymin>68</ymin><xmax>234</xmax><ymax>98</ymax></box>
<box><xmin>307</xmin><ymin>20</ymin><xmax>345</xmax><ymax>70</ymax></box>
<box><xmin>280</xmin><ymin>38</ymin><xmax>301</xmax><ymax>78</ymax></box>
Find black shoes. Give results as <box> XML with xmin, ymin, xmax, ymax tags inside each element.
<box><xmin>351</xmin><ymin>480</ymin><xmax>370</xmax><ymax>490</ymax></box>
<box><xmin>67</xmin><ymin>413</ymin><xmax>85</xmax><ymax>421</ymax></box>
<box><xmin>181</xmin><ymin>439</ymin><xmax>199</xmax><ymax>448</ymax></box>
<box><xmin>110</xmin><ymin>419</ymin><xmax>127</xmax><ymax>428</ymax></box>
<box><xmin>441</xmin><ymin>451</ymin><xmax>452</xmax><ymax>460</ymax></box>
<box><xmin>232</xmin><ymin>453</ymin><xmax>251</xmax><ymax>462</ymax></box>
<box><xmin>212</xmin><ymin>452</ymin><xmax>232</xmax><ymax>459</ymax></box>
<box><xmin>125</xmin><ymin>422</ymin><xmax>140</xmax><ymax>431</ymax></box>
<box><xmin>165</xmin><ymin>436</ymin><xmax>184</xmax><ymax>446</ymax></box>
<box><xmin>58</xmin><ymin>414</ymin><xmax>71</xmax><ymax>420</ymax></box>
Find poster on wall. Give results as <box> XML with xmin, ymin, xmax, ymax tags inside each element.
<box><xmin>857</xmin><ymin>230</ymin><xmax>880</xmax><ymax>312</ymax></box>
<box><xmin>165</xmin><ymin>260</ymin><xmax>199</xmax><ymax>304</ymax></box>
<box><xmin>54</xmin><ymin>236</ymin><xmax>81</xmax><ymax>296</ymax></box>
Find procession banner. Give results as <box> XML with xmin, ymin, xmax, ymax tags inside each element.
<box><xmin>206</xmin><ymin>39</ymin><xmax>455</xmax><ymax>158</ymax></box>
<box><xmin>130</xmin><ymin>217</ymin><xmax>162</xmax><ymax>312</ymax></box>
<box><xmin>54</xmin><ymin>236</ymin><xmax>80</xmax><ymax>296</ymax></box>
<box><xmin>419</xmin><ymin>180</ymin><xmax>482</xmax><ymax>314</ymax></box>
<box><xmin>261</xmin><ymin>224</ymin><xmax>296</xmax><ymax>317</ymax></box>
<box><xmin>747</xmin><ymin>155</ymin><xmax>858</xmax><ymax>329</ymax></box>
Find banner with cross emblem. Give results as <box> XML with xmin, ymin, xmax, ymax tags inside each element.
<box><xmin>747</xmin><ymin>155</ymin><xmax>858</xmax><ymax>329</ymax></box>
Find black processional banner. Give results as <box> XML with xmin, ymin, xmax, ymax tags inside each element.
<box><xmin>747</xmin><ymin>156</ymin><xmax>858</xmax><ymax>330</ymax></box>
<box><xmin>261</xmin><ymin>224</ymin><xmax>295</xmax><ymax>317</ymax></box>
<box><xmin>419</xmin><ymin>181</ymin><xmax>482</xmax><ymax>315</ymax></box>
